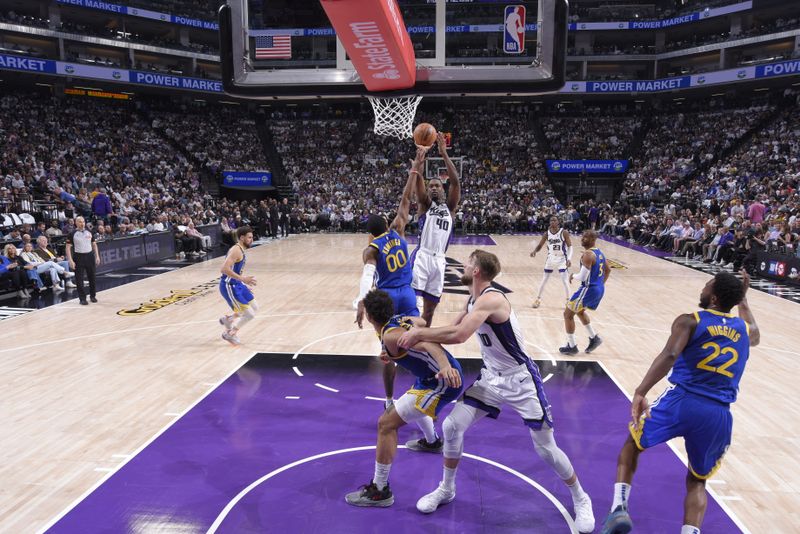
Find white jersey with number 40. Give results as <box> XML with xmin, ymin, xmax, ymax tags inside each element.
<box><xmin>419</xmin><ymin>201</ymin><xmax>452</xmax><ymax>254</ymax></box>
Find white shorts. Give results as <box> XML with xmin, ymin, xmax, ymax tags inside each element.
<box><xmin>462</xmin><ymin>362</ymin><xmax>553</xmax><ymax>430</ymax></box>
<box><xmin>412</xmin><ymin>249</ymin><xmax>446</xmax><ymax>301</ymax></box>
<box><xmin>544</xmin><ymin>255</ymin><xmax>567</xmax><ymax>273</ymax></box>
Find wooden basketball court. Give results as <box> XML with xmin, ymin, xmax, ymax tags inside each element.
<box><xmin>1</xmin><ymin>234</ymin><xmax>795</xmax><ymax>532</ymax></box>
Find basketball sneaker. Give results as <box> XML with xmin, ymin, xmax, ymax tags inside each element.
<box><xmin>345</xmin><ymin>482</ymin><xmax>394</xmax><ymax>507</ymax></box>
<box><xmin>559</xmin><ymin>344</ymin><xmax>579</xmax><ymax>355</ymax></box>
<box><xmin>585</xmin><ymin>335</ymin><xmax>603</xmax><ymax>353</ymax></box>
<box><xmin>222</xmin><ymin>331</ymin><xmax>241</xmax><ymax>346</ymax></box>
<box><xmin>600</xmin><ymin>505</ymin><xmax>633</xmax><ymax>534</ymax></box>
<box><xmin>532</xmin><ymin>297</ymin><xmax>541</xmax><ymax>309</ymax></box>
<box><xmin>219</xmin><ymin>315</ymin><xmax>235</xmax><ymax>330</ymax></box>
<box><xmin>416</xmin><ymin>484</ymin><xmax>455</xmax><ymax>513</ymax></box>
<box><xmin>405</xmin><ymin>436</ymin><xmax>443</xmax><ymax>453</ymax></box>
<box><xmin>574</xmin><ymin>494</ymin><xmax>595</xmax><ymax>533</ymax></box>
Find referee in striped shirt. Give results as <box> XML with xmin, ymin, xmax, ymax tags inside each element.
<box><xmin>66</xmin><ymin>216</ymin><xmax>100</xmax><ymax>305</ymax></box>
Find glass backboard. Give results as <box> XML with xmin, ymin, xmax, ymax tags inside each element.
<box><xmin>219</xmin><ymin>0</ymin><xmax>567</xmax><ymax>99</ymax></box>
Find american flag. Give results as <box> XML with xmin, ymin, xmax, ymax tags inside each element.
<box><xmin>255</xmin><ymin>35</ymin><xmax>292</xmax><ymax>59</ymax></box>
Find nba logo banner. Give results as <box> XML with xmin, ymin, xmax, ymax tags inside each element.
<box><xmin>504</xmin><ymin>5</ymin><xmax>526</xmax><ymax>54</ymax></box>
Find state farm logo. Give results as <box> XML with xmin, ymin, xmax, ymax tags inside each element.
<box><xmin>350</xmin><ymin>21</ymin><xmax>398</xmax><ymax>73</ymax></box>
<box><xmin>373</xmin><ymin>69</ymin><xmax>400</xmax><ymax>79</ymax></box>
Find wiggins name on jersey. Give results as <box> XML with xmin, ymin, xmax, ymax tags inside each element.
<box><xmin>668</xmin><ymin>309</ymin><xmax>750</xmax><ymax>404</ymax></box>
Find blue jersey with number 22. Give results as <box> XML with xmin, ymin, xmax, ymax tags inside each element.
<box><xmin>668</xmin><ymin>309</ymin><xmax>750</xmax><ymax>404</ymax></box>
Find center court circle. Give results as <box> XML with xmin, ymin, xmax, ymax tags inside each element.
<box><xmin>208</xmin><ymin>445</ymin><xmax>578</xmax><ymax>533</ymax></box>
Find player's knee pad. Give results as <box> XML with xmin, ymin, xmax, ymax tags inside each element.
<box><xmin>442</xmin><ymin>404</ymin><xmax>478</xmax><ymax>459</ymax></box>
<box><xmin>530</xmin><ymin>429</ymin><xmax>574</xmax><ymax>480</ymax></box>
<box><xmin>442</xmin><ymin>416</ymin><xmax>464</xmax><ymax>459</ymax></box>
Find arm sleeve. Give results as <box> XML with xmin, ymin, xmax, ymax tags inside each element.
<box><xmin>574</xmin><ymin>265</ymin><xmax>591</xmax><ymax>283</ymax></box>
<box><xmin>358</xmin><ymin>263</ymin><xmax>377</xmax><ymax>301</ymax></box>
<box><xmin>565</xmin><ymin>245</ymin><xmax>573</xmax><ymax>262</ymax></box>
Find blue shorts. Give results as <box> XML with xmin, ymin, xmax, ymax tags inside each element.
<box><xmin>381</xmin><ymin>285</ymin><xmax>420</xmax><ymax>317</ymax></box>
<box><xmin>630</xmin><ymin>385</ymin><xmax>732</xmax><ymax>479</ymax></box>
<box><xmin>219</xmin><ymin>279</ymin><xmax>254</xmax><ymax>312</ymax></box>
<box><xmin>568</xmin><ymin>283</ymin><xmax>604</xmax><ymax>312</ymax></box>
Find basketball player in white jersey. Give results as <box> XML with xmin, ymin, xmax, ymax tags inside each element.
<box><xmin>411</xmin><ymin>132</ymin><xmax>461</xmax><ymax>327</ymax></box>
<box><xmin>397</xmin><ymin>249</ymin><xmax>595</xmax><ymax>533</ymax></box>
<box><xmin>381</xmin><ymin>132</ymin><xmax>461</xmax><ymax>423</ymax></box>
<box><xmin>531</xmin><ymin>215</ymin><xmax>573</xmax><ymax>308</ymax></box>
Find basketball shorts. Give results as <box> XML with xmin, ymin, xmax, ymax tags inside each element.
<box><xmin>395</xmin><ymin>376</ymin><xmax>464</xmax><ymax>423</ymax></box>
<box><xmin>219</xmin><ymin>279</ymin><xmax>254</xmax><ymax>312</ymax></box>
<box><xmin>568</xmin><ymin>283</ymin><xmax>604</xmax><ymax>312</ymax></box>
<box><xmin>382</xmin><ymin>285</ymin><xmax>420</xmax><ymax>317</ymax></box>
<box><xmin>544</xmin><ymin>255</ymin><xmax>567</xmax><ymax>273</ymax></box>
<box><xmin>412</xmin><ymin>249</ymin><xmax>446</xmax><ymax>302</ymax></box>
<box><xmin>462</xmin><ymin>362</ymin><xmax>553</xmax><ymax>430</ymax></box>
<box><xmin>630</xmin><ymin>385</ymin><xmax>732</xmax><ymax>479</ymax></box>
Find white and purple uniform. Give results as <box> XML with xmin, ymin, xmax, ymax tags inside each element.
<box><xmin>543</xmin><ymin>228</ymin><xmax>567</xmax><ymax>273</ymax></box>
<box><xmin>412</xmin><ymin>201</ymin><xmax>452</xmax><ymax>302</ymax></box>
<box><xmin>463</xmin><ymin>287</ymin><xmax>553</xmax><ymax>429</ymax></box>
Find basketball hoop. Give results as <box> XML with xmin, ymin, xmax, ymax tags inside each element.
<box><xmin>365</xmin><ymin>95</ymin><xmax>423</xmax><ymax>139</ymax></box>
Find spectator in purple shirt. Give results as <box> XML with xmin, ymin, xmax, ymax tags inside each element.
<box><xmin>91</xmin><ymin>187</ymin><xmax>114</xmax><ymax>222</ymax></box>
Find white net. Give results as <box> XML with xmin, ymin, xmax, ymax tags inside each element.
<box><xmin>366</xmin><ymin>95</ymin><xmax>423</xmax><ymax>139</ymax></box>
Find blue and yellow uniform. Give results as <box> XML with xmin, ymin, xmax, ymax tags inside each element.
<box><xmin>219</xmin><ymin>244</ymin><xmax>254</xmax><ymax>311</ymax></box>
<box><xmin>568</xmin><ymin>247</ymin><xmax>606</xmax><ymax>312</ymax></box>
<box><xmin>631</xmin><ymin>309</ymin><xmax>750</xmax><ymax>478</ymax></box>
<box><xmin>370</xmin><ymin>230</ymin><xmax>419</xmax><ymax>317</ymax></box>
<box><xmin>382</xmin><ymin>315</ymin><xmax>463</xmax><ymax>419</ymax></box>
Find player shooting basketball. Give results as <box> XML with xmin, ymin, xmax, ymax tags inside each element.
<box><xmin>411</xmin><ymin>132</ymin><xmax>461</xmax><ymax>327</ymax></box>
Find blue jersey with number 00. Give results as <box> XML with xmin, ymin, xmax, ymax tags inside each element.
<box><xmin>370</xmin><ymin>229</ymin><xmax>413</xmax><ymax>289</ymax></box>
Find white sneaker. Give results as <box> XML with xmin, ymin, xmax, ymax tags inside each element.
<box><xmin>66</xmin><ymin>281</ymin><xmax>77</xmax><ymax>288</ymax></box>
<box><xmin>219</xmin><ymin>315</ymin><xmax>235</xmax><ymax>330</ymax></box>
<box><xmin>573</xmin><ymin>494</ymin><xmax>595</xmax><ymax>533</ymax></box>
<box><xmin>416</xmin><ymin>484</ymin><xmax>455</xmax><ymax>514</ymax></box>
<box><xmin>64</xmin><ymin>271</ymin><xmax>75</xmax><ymax>278</ymax></box>
<box><xmin>222</xmin><ymin>331</ymin><xmax>241</xmax><ymax>346</ymax></box>
<box><xmin>52</xmin><ymin>284</ymin><xmax>64</xmax><ymax>293</ymax></box>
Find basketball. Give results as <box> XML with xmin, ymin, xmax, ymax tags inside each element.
<box><xmin>414</xmin><ymin>122</ymin><xmax>437</xmax><ymax>147</ymax></box>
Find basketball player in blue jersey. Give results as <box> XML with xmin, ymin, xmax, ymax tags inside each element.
<box><xmin>601</xmin><ymin>272</ymin><xmax>759</xmax><ymax>534</ymax></box>
<box><xmin>560</xmin><ymin>230</ymin><xmax>610</xmax><ymax>355</ymax></box>
<box><xmin>219</xmin><ymin>226</ymin><xmax>257</xmax><ymax>346</ymax></box>
<box><xmin>398</xmin><ymin>250</ymin><xmax>595</xmax><ymax>533</ymax></box>
<box><xmin>354</xmin><ymin>149</ymin><xmax>443</xmax><ymax>451</ymax></box>
<box><xmin>410</xmin><ymin>132</ymin><xmax>461</xmax><ymax>327</ymax></box>
<box><xmin>346</xmin><ymin>288</ymin><xmax>463</xmax><ymax>508</ymax></box>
